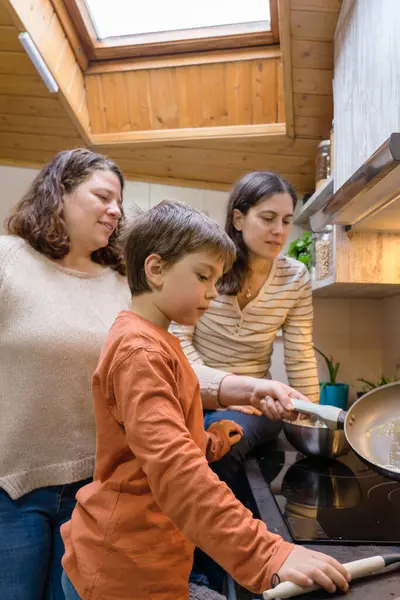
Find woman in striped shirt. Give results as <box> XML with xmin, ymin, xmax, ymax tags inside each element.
<box><xmin>171</xmin><ymin>171</ymin><xmax>319</xmax><ymax>479</ymax></box>
<box><xmin>171</xmin><ymin>172</ymin><xmax>319</xmax><ymax>592</ymax></box>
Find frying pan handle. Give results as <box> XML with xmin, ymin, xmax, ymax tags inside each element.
<box><xmin>263</xmin><ymin>555</ymin><xmax>389</xmax><ymax>599</ymax></box>
<box><xmin>290</xmin><ymin>399</ymin><xmax>344</xmax><ymax>430</ymax></box>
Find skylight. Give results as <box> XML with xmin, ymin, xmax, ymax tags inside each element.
<box><xmin>83</xmin><ymin>0</ymin><xmax>271</xmax><ymax>41</ymax></box>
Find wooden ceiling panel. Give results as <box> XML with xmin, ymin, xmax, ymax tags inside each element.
<box><xmin>0</xmin><ymin>0</ymin><xmax>340</xmax><ymax>195</ymax></box>
<box><xmin>287</xmin><ymin>0</ymin><xmax>340</xmax><ymax>141</ymax></box>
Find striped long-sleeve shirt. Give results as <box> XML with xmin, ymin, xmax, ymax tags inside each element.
<box><xmin>170</xmin><ymin>256</ymin><xmax>320</xmax><ymax>403</ymax></box>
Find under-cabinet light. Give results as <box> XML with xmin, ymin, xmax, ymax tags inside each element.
<box><xmin>18</xmin><ymin>32</ymin><xmax>59</xmax><ymax>94</ymax></box>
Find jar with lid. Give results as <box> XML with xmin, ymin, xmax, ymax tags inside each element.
<box><xmin>314</xmin><ymin>227</ymin><xmax>333</xmax><ymax>281</ymax></box>
<box><xmin>315</xmin><ymin>140</ymin><xmax>331</xmax><ymax>190</ymax></box>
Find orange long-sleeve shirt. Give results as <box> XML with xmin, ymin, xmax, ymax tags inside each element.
<box><xmin>61</xmin><ymin>311</ymin><xmax>293</xmax><ymax>599</ymax></box>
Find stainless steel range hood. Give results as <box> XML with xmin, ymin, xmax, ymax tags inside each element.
<box><xmin>310</xmin><ymin>133</ymin><xmax>400</xmax><ymax>233</ymax></box>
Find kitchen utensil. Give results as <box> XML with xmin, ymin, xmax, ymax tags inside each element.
<box><xmin>288</xmin><ymin>381</ymin><xmax>400</xmax><ymax>481</ymax></box>
<box><xmin>282</xmin><ymin>418</ymin><xmax>348</xmax><ymax>458</ymax></box>
<box><xmin>263</xmin><ymin>554</ymin><xmax>400</xmax><ymax>598</ymax></box>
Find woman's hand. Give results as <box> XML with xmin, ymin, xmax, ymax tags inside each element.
<box><xmin>218</xmin><ymin>375</ymin><xmax>313</xmax><ymax>421</ymax></box>
<box><xmin>249</xmin><ymin>380</ymin><xmax>311</xmax><ymax>421</ymax></box>
<box><xmin>207</xmin><ymin>419</ymin><xmax>244</xmax><ymax>447</ymax></box>
<box><xmin>277</xmin><ymin>546</ymin><xmax>351</xmax><ymax>594</ymax></box>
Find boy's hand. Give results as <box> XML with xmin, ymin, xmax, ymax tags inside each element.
<box><xmin>277</xmin><ymin>546</ymin><xmax>351</xmax><ymax>594</ymax></box>
<box><xmin>207</xmin><ymin>420</ymin><xmax>244</xmax><ymax>447</ymax></box>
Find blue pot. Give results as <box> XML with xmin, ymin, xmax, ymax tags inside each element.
<box><xmin>319</xmin><ymin>383</ymin><xmax>349</xmax><ymax>410</ymax></box>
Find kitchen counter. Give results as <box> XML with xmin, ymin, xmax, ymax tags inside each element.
<box><xmin>233</xmin><ymin>440</ymin><xmax>400</xmax><ymax>600</ymax></box>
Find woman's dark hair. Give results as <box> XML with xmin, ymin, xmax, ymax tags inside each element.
<box><xmin>5</xmin><ymin>148</ymin><xmax>126</xmax><ymax>275</ymax></box>
<box><xmin>218</xmin><ymin>171</ymin><xmax>297</xmax><ymax>295</ymax></box>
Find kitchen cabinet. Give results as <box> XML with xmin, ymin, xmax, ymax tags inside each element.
<box><xmin>293</xmin><ymin>138</ymin><xmax>400</xmax><ymax>298</ymax></box>
<box><xmin>292</xmin><ymin>0</ymin><xmax>400</xmax><ymax>299</ymax></box>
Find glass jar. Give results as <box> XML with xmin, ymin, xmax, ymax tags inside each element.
<box><xmin>314</xmin><ymin>227</ymin><xmax>333</xmax><ymax>281</ymax></box>
<box><xmin>315</xmin><ymin>140</ymin><xmax>331</xmax><ymax>190</ymax></box>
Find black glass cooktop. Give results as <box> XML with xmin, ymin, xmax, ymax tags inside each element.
<box><xmin>258</xmin><ymin>449</ymin><xmax>400</xmax><ymax>544</ymax></box>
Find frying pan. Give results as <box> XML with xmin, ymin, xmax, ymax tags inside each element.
<box><xmin>289</xmin><ymin>381</ymin><xmax>400</xmax><ymax>481</ymax></box>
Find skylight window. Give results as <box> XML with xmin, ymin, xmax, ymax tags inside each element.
<box><xmin>64</xmin><ymin>0</ymin><xmax>277</xmax><ymax>60</ymax></box>
<box><xmin>83</xmin><ymin>0</ymin><xmax>271</xmax><ymax>42</ymax></box>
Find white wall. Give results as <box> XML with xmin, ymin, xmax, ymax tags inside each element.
<box><xmin>1</xmin><ymin>164</ymin><xmax>391</xmax><ymax>401</ymax></box>
<box><xmin>0</xmin><ymin>165</ymin><xmax>40</xmax><ymax>232</ymax></box>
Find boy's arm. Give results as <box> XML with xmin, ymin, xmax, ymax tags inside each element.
<box><xmin>113</xmin><ymin>348</ymin><xmax>293</xmax><ymax>594</ymax></box>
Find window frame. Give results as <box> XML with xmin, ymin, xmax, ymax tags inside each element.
<box><xmin>62</xmin><ymin>0</ymin><xmax>279</xmax><ymax>61</ymax></box>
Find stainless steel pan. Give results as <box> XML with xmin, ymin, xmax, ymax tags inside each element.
<box><xmin>289</xmin><ymin>381</ymin><xmax>400</xmax><ymax>481</ymax></box>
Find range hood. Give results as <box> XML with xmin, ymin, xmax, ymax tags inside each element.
<box><xmin>310</xmin><ymin>133</ymin><xmax>400</xmax><ymax>233</ymax></box>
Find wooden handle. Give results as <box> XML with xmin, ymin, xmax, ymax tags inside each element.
<box><xmin>263</xmin><ymin>556</ymin><xmax>386</xmax><ymax>599</ymax></box>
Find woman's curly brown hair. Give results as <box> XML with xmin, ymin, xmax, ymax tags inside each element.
<box><xmin>5</xmin><ymin>148</ymin><xmax>126</xmax><ymax>275</ymax></box>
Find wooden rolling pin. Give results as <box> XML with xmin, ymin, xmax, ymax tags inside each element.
<box><xmin>263</xmin><ymin>554</ymin><xmax>400</xmax><ymax>599</ymax></box>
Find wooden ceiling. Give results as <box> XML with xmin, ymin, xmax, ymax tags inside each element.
<box><xmin>0</xmin><ymin>0</ymin><xmax>340</xmax><ymax>193</ymax></box>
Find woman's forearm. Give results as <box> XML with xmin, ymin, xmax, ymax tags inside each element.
<box><xmin>218</xmin><ymin>374</ymin><xmax>255</xmax><ymax>407</ymax></box>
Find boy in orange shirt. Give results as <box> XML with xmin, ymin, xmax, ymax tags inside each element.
<box><xmin>61</xmin><ymin>200</ymin><xmax>350</xmax><ymax>599</ymax></box>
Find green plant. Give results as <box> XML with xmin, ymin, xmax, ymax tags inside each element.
<box><xmin>314</xmin><ymin>346</ymin><xmax>340</xmax><ymax>385</ymax></box>
<box><xmin>357</xmin><ymin>375</ymin><xmax>398</xmax><ymax>393</ymax></box>
<box><xmin>286</xmin><ymin>232</ymin><xmax>313</xmax><ymax>271</ymax></box>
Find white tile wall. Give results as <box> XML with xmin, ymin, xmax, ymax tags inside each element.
<box><xmin>0</xmin><ymin>164</ymin><xmax>393</xmax><ymax>399</ymax></box>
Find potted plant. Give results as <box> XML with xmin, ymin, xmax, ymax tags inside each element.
<box><xmin>314</xmin><ymin>346</ymin><xmax>349</xmax><ymax>409</ymax></box>
<box><xmin>356</xmin><ymin>375</ymin><xmax>398</xmax><ymax>398</ymax></box>
<box><xmin>286</xmin><ymin>232</ymin><xmax>313</xmax><ymax>271</ymax></box>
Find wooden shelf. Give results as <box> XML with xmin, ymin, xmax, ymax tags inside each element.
<box><xmin>294</xmin><ymin>176</ymin><xmax>334</xmax><ymax>227</ymax></box>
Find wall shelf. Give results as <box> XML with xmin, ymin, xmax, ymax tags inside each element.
<box><xmin>294</xmin><ymin>176</ymin><xmax>334</xmax><ymax>228</ymax></box>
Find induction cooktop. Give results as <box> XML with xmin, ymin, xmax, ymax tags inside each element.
<box><xmin>258</xmin><ymin>449</ymin><xmax>400</xmax><ymax>544</ymax></box>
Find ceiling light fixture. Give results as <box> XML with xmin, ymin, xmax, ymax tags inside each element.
<box><xmin>18</xmin><ymin>32</ymin><xmax>59</xmax><ymax>94</ymax></box>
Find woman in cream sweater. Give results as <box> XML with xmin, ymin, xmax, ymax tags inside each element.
<box><xmin>0</xmin><ymin>149</ymin><xmax>130</xmax><ymax>599</ymax></box>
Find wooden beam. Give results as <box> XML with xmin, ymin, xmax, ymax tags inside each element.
<box><xmin>93</xmin><ymin>145</ymin><xmax>314</xmax><ymax>175</ymax></box>
<box><xmin>0</xmin><ymin>74</ymin><xmax>51</xmax><ymax>97</ymax></box>
<box><xmin>49</xmin><ymin>0</ymin><xmax>88</xmax><ymax>71</ymax></box>
<box><xmin>291</xmin><ymin>39</ymin><xmax>334</xmax><ymax>70</ymax></box>
<box><xmin>0</xmin><ymin>24</ymin><xmax>21</xmax><ymax>51</ymax></box>
<box><xmin>290</xmin><ymin>0</ymin><xmax>341</xmax><ymax>12</ymax></box>
<box><xmin>278</xmin><ymin>0</ymin><xmax>295</xmax><ymax>138</ymax></box>
<box><xmin>294</xmin><ymin>93</ymin><xmax>333</xmax><ymax>117</ymax></box>
<box><xmin>91</xmin><ymin>123</ymin><xmax>287</xmax><ymax>147</ymax></box>
<box><xmin>293</xmin><ymin>67</ymin><xmax>333</xmax><ymax>95</ymax></box>
<box><xmin>0</xmin><ymin>112</ymin><xmax>79</xmax><ymax>136</ymax></box>
<box><xmin>85</xmin><ymin>46</ymin><xmax>281</xmax><ymax>75</ymax></box>
<box><xmin>270</xmin><ymin>0</ymin><xmax>280</xmax><ymax>43</ymax></box>
<box><xmin>290</xmin><ymin>10</ymin><xmax>339</xmax><ymax>42</ymax></box>
<box><xmin>0</xmin><ymin>94</ymin><xmax>68</xmax><ymax>118</ymax></box>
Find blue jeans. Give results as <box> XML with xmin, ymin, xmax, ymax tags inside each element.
<box><xmin>61</xmin><ymin>572</ymin><xmax>81</xmax><ymax>600</ymax></box>
<box><xmin>191</xmin><ymin>411</ymin><xmax>281</xmax><ymax>590</ymax></box>
<box><xmin>0</xmin><ymin>478</ymin><xmax>91</xmax><ymax>600</ymax></box>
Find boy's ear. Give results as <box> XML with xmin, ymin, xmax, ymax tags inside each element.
<box><xmin>232</xmin><ymin>208</ymin><xmax>244</xmax><ymax>231</ymax></box>
<box><xmin>144</xmin><ymin>254</ymin><xmax>165</xmax><ymax>289</ymax></box>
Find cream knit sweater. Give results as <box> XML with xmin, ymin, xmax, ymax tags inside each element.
<box><xmin>0</xmin><ymin>235</ymin><xmax>131</xmax><ymax>499</ymax></box>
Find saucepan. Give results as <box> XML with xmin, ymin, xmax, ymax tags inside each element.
<box><xmin>285</xmin><ymin>381</ymin><xmax>400</xmax><ymax>481</ymax></box>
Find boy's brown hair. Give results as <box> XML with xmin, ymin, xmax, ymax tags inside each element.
<box><xmin>122</xmin><ymin>200</ymin><xmax>236</xmax><ymax>296</ymax></box>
